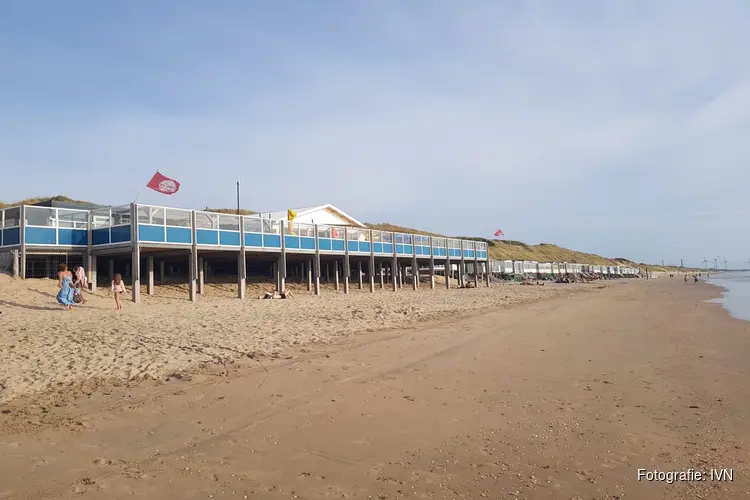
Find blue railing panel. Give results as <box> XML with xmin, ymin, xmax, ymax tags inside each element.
<box><xmin>347</xmin><ymin>240</ymin><xmax>358</xmax><ymax>253</ymax></box>
<box><xmin>383</xmin><ymin>243</ymin><xmax>393</xmax><ymax>254</ymax></box>
<box><xmin>219</xmin><ymin>231</ymin><xmax>241</xmax><ymax>246</ymax></box>
<box><xmin>319</xmin><ymin>238</ymin><xmax>332</xmax><ymax>251</ymax></box>
<box><xmin>58</xmin><ymin>229</ymin><xmax>87</xmax><ymax>246</ymax></box>
<box><xmin>245</xmin><ymin>233</ymin><xmax>263</xmax><ymax>247</ymax></box>
<box><xmin>263</xmin><ymin>234</ymin><xmax>281</xmax><ymax>248</ymax></box>
<box><xmin>374</xmin><ymin>243</ymin><xmax>383</xmax><ymax>253</ymax></box>
<box><xmin>358</xmin><ymin>242</ymin><xmax>370</xmax><ymax>253</ymax></box>
<box><xmin>3</xmin><ymin>228</ymin><xmax>20</xmax><ymax>246</ymax></box>
<box><xmin>92</xmin><ymin>228</ymin><xmax>110</xmax><ymax>246</ymax></box>
<box><xmin>196</xmin><ymin>229</ymin><xmax>219</xmax><ymax>245</ymax></box>
<box><xmin>332</xmin><ymin>239</ymin><xmax>345</xmax><ymax>252</ymax></box>
<box><xmin>404</xmin><ymin>245</ymin><xmax>413</xmax><ymax>255</ymax></box>
<box><xmin>301</xmin><ymin>237</ymin><xmax>315</xmax><ymax>250</ymax></box>
<box><xmin>166</xmin><ymin>227</ymin><xmax>191</xmax><ymax>244</ymax></box>
<box><xmin>25</xmin><ymin>227</ymin><xmax>56</xmax><ymax>245</ymax></box>
<box><xmin>395</xmin><ymin>244</ymin><xmax>405</xmax><ymax>254</ymax></box>
<box><xmin>285</xmin><ymin>235</ymin><xmax>300</xmax><ymax>249</ymax></box>
<box><xmin>111</xmin><ymin>225</ymin><xmax>132</xmax><ymax>244</ymax></box>
<box><xmin>415</xmin><ymin>246</ymin><xmax>422</xmax><ymax>255</ymax></box>
<box><xmin>139</xmin><ymin>225</ymin><xmax>166</xmax><ymax>243</ymax></box>
<box><xmin>422</xmin><ymin>246</ymin><xmax>431</xmax><ymax>256</ymax></box>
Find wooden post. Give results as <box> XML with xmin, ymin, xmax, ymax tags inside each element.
<box><xmin>130</xmin><ymin>203</ymin><xmax>141</xmax><ymax>303</ymax></box>
<box><xmin>314</xmin><ymin>224</ymin><xmax>321</xmax><ymax>295</ymax></box>
<box><xmin>429</xmin><ymin>236</ymin><xmax>435</xmax><ymax>290</ymax></box>
<box><xmin>198</xmin><ymin>256</ymin><xmax>205</xmax><ymax>294</ymax></box>
<box><xmin>189</xmin><ymin>210</ymin><xmax>197</xmax><ymax>302</ymax></box>
<box><xmin>369</xmin><ymin>230</ymin><xmax>375</xmax><ymax>293</ymax></box>
<box><xmin>147</xmin><ymin>255</ymin><xmax>154</xmax><ymax>295</ymax></box>
<box><xmin>238</xmin><ymin>215</ymin><xmax>246</xmax><ymax>299</ymax></box>
<box><xmin>343</xmin><ymin>227</ymin><xmax>350</xmax><ymax>294</ymax></box>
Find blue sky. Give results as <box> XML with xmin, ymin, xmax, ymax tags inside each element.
<box><xmin>1</xmin><ymin>1</ymin><xmax>748</xmax><ymax>267</ymax></box>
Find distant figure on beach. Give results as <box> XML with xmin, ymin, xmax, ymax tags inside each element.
<box><xmin>71</xmin><ymin>266</ymin><xmax>87</xmax><ymax>305</ymax></box>
<box><xmin>109</xmin><ymin>273</ymin><xmax>127</xmax><ymax>310</ymax></box>
<box><xmin>694</xmin><ymin>275</ymin><xmax>699</xmax><ymax>284</ymax></box>
<box><xmin>56</xmin><ymin>264</ymin><xmax>75</xmax><ymax>310</ymax></box>
<box><xmin>684</xmin><ymin>275</ymin><xmax>687</xmax><ymax>283</ymax></box>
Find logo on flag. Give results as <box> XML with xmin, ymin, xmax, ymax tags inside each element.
<box><xmin>494</xmin><ymin>229</ymin><xmax>504</xmax><ymax>237</ymax></box>
<box><xmin>146</xmin><ymin>171</ymin><xmax>181</xmax><ymax>195</ymax></box>
<box><xmin>287</xmin><ymin>209</ymin><xmax>297</xmax><ymax>221</ymax></box>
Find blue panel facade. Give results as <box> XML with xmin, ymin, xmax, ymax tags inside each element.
<box><xmin>374</xmin><ymin>243</ymin><xmax>383</xmax><ymax>253</ymax></box>
<box><xmin>219</xmin><ymin>231</ymin><xmax>241</xmax><ymax>246</ymax></box>
<box><xmin>415</xmin><ymin>246</ymin><xmax>422</xmax><ymax>255</ymax></box>
<box><xmin>58</xmin><ymin>229</ymin><xmax>87</xmax><ymax>246</ymax></box>
<box><xmin>422</xmin><ymin>246</ymin><xmax>431</xmax><ymax>256</ymax></box>
<box><xmin>383</xmin><ymin>243</ymin><xmax>393</xmax><ymax>254</ymax></box>
<box><xmin>92</xmin><ymin>228</ymin><xmax>110</xmax><ymax>246</ymax></box>
<box><xmin>2</xmin><ymin>227</ymin><xmax>19</xmax><ymax>246</ymax></box>
<box><xmin>166</xmin><ymin>227</ymin><xmax>191</xmax><ymax>244</ymax></box>
<box><xmin>285</xmin><ymin>235</ymin><xmax>300</xmax><ymax>249</ymax></box>
<box><xmin>319</xmin><ymin>238</ymin><xmax>332</xmax><ymax>251</ymax></box>
<box><xmin>25</xmin><ymin>227</ymin><xmax>56</xmax><ymax>245</ymax></box>
<box><xmin>395</xmin><ymin>244</ymin><xmax>404</xmax><ymax>254</ymax></box>
<box><xmin>301</xmin><ymin>237</ymin><xmax>315</xmax><ymax>250</ymax></box>
<box><xmin>404</xmin><ymin>245</ymin><xmax>413</xmax><ymax>255</ymax></box>
<box><xmin>196</xmin><ymin>229</ymin><xmax>219</xmax><ymax>245</ymax></box>
<box><xmin>264</xmin><ymin>234</ymin><xmax>281</xmax><ymax>248</ymax></box>
<box><xmin>347</xmin><ymin>240</ymin><xmax>358</xmax><ymax>253</ymax></box>
<box><xmin>332</xmin><ymin>240</ymin><xmax>345</xmax><ymax>252</ymax></box>
<box><xmin>110</xmin><ymin>225</ymin><xmax>131</xmax><ymax>243</ymax></box>
<box><xmin>245</xmin><ymin>233</ymin><xmax>263</xmax><ymax>247</ymax></box>
<box><xmin>438</xmin><ymin>248</ymin><xmax>447</xmax><ymax>257</ymax></box>
<box><xmin>358</xmin><ymin>242</ymin><xmax>370</xmax><ymax>253</ymax></box>
<box><xmin>139</xmin><ymin>225</ymin><xmax>166</xmax><ymax>243</ymax></box>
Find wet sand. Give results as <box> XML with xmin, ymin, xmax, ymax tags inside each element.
<box><xmin>1</xmin><ymin>277</ymin><xmax>749</xmax><ymax>499</ymax></box>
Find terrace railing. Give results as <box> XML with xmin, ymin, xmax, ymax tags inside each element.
<box><xmin>4</xmin><ymin>202</ymin><xmax>490</xmax><ymax>260</ymax></box>
<box><xmin>0</xmin><ymin>206</ymin><xmax>21</xmax><ymax>247</ymax></box>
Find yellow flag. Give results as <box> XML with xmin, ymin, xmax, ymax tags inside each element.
<box><xmin>287</xmin><ymin>209</ymin><xmax>296</xmax><ymax>235</ymax></box>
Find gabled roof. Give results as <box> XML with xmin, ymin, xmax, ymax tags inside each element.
<box><xmin>254</xmin><ymin>204</ymin><xmax>366</xmax><ymax>228</ymax></box>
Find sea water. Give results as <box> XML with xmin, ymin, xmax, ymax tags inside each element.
<box><xmin>705</xmin><ymin>271</ymin><xmax>750</xmax><ymax>321</ymax></box>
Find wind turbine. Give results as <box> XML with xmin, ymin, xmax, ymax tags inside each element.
<box><xmin>745</xmin><ymin>259</ymin><xmax>750</xmax><ymax>271</ymax></box>
<box><xmin>702</xmin><ymin>256</ymin><xmax>709</xmax><ymax>269</ymax></box>
<box><xmin>713</xmin><ymin>257</ymin><xmax>720</xmax><ymax>270</ymax></box>
<box><xmin>723</xmin><ymin>258</ymin><xmax>728</xmax><ymax>271</ymax></box>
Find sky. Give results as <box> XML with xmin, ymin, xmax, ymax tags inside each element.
<box><xmin>1</xmin><ymin>1</ymin><xmax>749</xmax><ymax>267</ymax></box>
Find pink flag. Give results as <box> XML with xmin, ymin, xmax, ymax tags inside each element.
<box><xmin>146</xmin><ymin>171</ymin><xmax>180</xmax><ymax>195</ymax></box>
<box><xmin>494</xmin><ymin>229</ymin><xmax>504</xmax><ymax>237</ymax></box>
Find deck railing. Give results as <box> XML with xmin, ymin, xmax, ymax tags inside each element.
<box><xmin>1</xmin><ymin>202</ymin><xmax>490</xmax><ymax>260</ymax></box>
<box><xmin>0</xmin><ymin>206</ymin><xmax>21</xmax><ymax>247</ymax></box>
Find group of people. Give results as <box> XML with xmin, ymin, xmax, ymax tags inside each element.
<box><xmin>684</xmin><ymin>274</ymin><xmax>700</xmax><ymax>284</ymax></box>
<box><xmin>56</xmin><ymin>264</ymin><xmax>128</xmax><ymax>311</ymax></box>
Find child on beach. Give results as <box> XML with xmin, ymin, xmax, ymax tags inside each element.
<box><xmin>109</xmin><ymin>273</ymin><xmax>127</xmax><ymax>310</ymax></box>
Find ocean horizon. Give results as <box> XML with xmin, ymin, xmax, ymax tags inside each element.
<box><xmin>705</xmin><ymin>271</ymin><xmax>750</xmax><ymax>322</ymax></box>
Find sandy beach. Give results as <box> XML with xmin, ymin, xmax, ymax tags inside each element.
<box><xmin>1</xmin><ymin>276</ymin><xmax>749</xmax><ymax>499</ymax></box>
<box><xmin>0</xmin><ymin>274</ymin><xmax>581</xmax><ymax>405</ymax></box>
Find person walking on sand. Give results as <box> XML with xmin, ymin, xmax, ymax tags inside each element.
<box><xmin>684</xmin><ymin>275</ymin><xmax>687</xmax><ymax>283</ymax></box>
<box><xmin>56</xmin><ymin>264</ymin><xmax>75</xmax><ymax>310</ymax></box>
<box><xmin>71</xmin><ymin>266</ymin><xmax>87</xmax><ymax>304</ymax></box>
<box><xmin>109</xmin><ymin>273</ymin><xmax>127</xmax><ymax>310</ymax></box>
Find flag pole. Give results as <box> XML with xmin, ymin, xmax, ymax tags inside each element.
<box><xmin>236</xmin><ymin>181</ymin><xmax>240</xmax><ymax>216</ymax></box>
<box><xmin>134</xmin><ymin>170</ymin><xmax>159</xmax><ymax>203</ymax></box>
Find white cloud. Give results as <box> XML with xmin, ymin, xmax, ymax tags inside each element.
<box><xmin>1</xmin><ymin>1</ymin><xmax>748</xmax><ymax>265</ymax></box>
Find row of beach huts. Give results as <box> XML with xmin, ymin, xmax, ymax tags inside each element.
<box><xmin>486</xmin><ymin>260</ymin><xmax>641</xmax><ymax>280</ymax></box>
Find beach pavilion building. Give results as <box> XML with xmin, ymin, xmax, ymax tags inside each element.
<box><xmin>1</xmin><ymin>201</ymin><xmax>489</xmax><ymax>302</ymax></box>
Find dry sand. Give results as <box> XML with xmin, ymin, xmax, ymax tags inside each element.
<box><xmin>0</xmin><ymin>273</ymin><xmax>580</xmax><ymax>404</ymax></box>
<box><xmin>1</xmin><ymin>276</ymin><xmax>748</xmax><ymax>499</ymax></box>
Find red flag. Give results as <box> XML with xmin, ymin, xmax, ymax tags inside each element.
<box><xmin>494</xmin><ymin>229</ymin><xmax>504</xmax><ymax>237</ymax></box>
<box><xmin>146</xmin><ymin>171</ymin><xmax>180</xmax><ymax>195</ymax></box>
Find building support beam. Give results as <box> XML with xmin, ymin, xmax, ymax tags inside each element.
<box><xmin>147</xmin><ymin>255</ymin><xmax>154</xmax><ymax>295</ymax></box>
<box><xmin>314</xmin><ymin>225</ymin><xmax>321</xmax><ymax>296</ymax></box>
